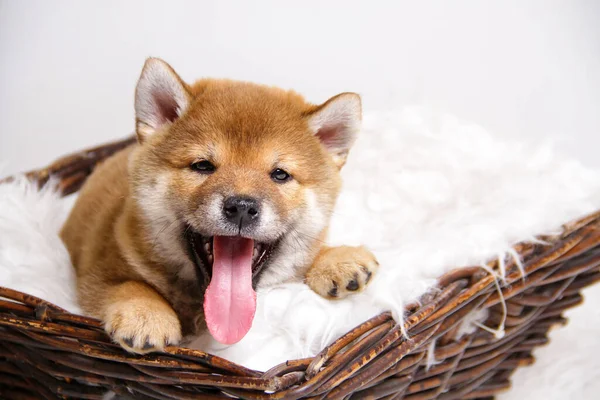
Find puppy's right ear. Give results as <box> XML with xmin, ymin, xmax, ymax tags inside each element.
<box><xmin>134</xmin><ymin>58</ymin><xmax>191</xmax><ymax>143</ymax></box>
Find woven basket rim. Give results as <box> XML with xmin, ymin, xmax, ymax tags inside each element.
<box><xmin>2</xmin><ymin>136</ymin><xmax>600</xmax><ymax>399</ymax></box>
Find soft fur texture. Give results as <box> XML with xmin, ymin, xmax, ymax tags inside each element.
<box><xmin>0</xmin><ymin>179</ymin><xmax>80</xmax><ymax>313</ymax></box>
<box><xmin>1</xmin><ymin>107</ymin><xmax>600</xmax><ymax>398</ymax></box>
<box><xmin>60</xmin><ymin>58</ymin><xmax>379</xmax><ymax>353</ymax></box>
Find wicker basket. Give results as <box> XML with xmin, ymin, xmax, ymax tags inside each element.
<box><xmin>1</xmin><ymin>137</ymin><xmax>599</xmax><ymax>400</ymax></box>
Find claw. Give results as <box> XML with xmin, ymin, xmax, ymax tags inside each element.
<box><xmin>122</xmin><ymin>337</ymin><xmax>134</xmax><ymax>348</ymax></box>
<box><xmin>361</xmin><ymin>265</ymin><xmax>373</xmax><ymax>283</ymax></box>
<box><xmin>142</xmin><ymin>339</ymin><xmax>154</xmax><ymax>351</ymax></box>
<box><xmin>328</xmin><ymin>280</ymin><xmax>339</xmax><ymax>297</ymax></box>
<box><xmin>346</xmin><ymin>273</ymin><xmax>360</xmax><ymax>291</ymax></box>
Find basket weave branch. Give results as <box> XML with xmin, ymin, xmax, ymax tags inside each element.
<box><xmin>1</xmin><ymin>137</ymin><xmax>600</xmax><ymax>399</ymax></box>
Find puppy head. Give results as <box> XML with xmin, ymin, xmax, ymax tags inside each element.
<box><xmin>129</xmin><ymin>58</ymin><xmax>361</xmax><ymax>343</ymax></box>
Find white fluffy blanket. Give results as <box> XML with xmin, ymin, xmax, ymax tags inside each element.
<box><xmin>1</xmin><ymin>107</ymin><xmax>599</xmax><ymax>399</ymax></box>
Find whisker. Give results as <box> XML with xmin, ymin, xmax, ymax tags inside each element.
<box><xmin>150</xmin><ymin>219</ymin><xmax>180</xmax><ymax>251</ymax></box>
<box><xmin>290</xmin><ymin>228</ymin><xmax>328</xmax><ymax>246</ymax></box>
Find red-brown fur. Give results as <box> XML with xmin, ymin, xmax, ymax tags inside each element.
<box><xmin>61</xmin><ymin>58</ymin><xmax>378</xmax><ymax>353</ymax></box>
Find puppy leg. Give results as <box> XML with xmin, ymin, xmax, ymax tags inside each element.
<box><xmin>306</xmin><ymin>245</ymin><xmax>379</xmax><ymax>299</ymax></box>
<box><xmin>101</xmin><ymin>281</ymin><xmax>182</xmax><ymax>354</ymax></box>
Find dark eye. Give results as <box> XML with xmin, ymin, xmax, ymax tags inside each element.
<box><xmin>190</xmin><ymin>160</ymin><xmax>216</xmax><ymax>174</ymax></box>
<box><xmin>271</xmin><ymin>168</ymin><xmax>292</xmax><ymax>183</ymax></box>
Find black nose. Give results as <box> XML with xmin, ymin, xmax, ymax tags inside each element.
<box><xmin>223</xmin><ymin>196</ymin><xmax>260</xmax><ymax>228</ymax></box>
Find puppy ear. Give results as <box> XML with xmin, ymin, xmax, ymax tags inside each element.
<box><xmin>134</xmin><ymin>58</ymin><xmax>191</xmax><ymax>142</ymax></box>
<box><xmin>306</xmin><ymin>93</ymin><xmax>362</xmax><ymax>168</ymax></box>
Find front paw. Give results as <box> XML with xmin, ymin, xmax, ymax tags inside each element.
<box><xmin>306</xmin><ymin>245</ymin><xmax>379</xmax><ymax>299</ymax></box>
<box><xmin>104</xmin><ymin>297</ymin><xmax>182</xmax><ymax>354</ymax></box>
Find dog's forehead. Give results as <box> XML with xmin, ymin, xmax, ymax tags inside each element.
<box><xmin>154</xmin><ymin>80</ymin><xmax>331</xmax><ymax>172</ymax></box>
<box><xmin>188</xmin><ymin>101</ymin><xmax>305</xmax><ymax>135</ymax></box>
<box><xmin>174</xmin><ymin>101</ymin><xmax>316</xmax><ymax>157</ymax></box>
<box><xmin>178</xmin><ymin>110</ymin><xmax>309</xmax><ymax>151</ymax></box>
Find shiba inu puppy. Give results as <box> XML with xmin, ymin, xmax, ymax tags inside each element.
<box><xmin>60</xmin><ymin>58</ymin><xmax>378</xmax><ymax>353</ymax></box>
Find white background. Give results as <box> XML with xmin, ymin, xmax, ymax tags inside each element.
<box><xmin>1</xmin><ymin>0</ymin><xmax>599</xmax><ymax>175</ymax></box>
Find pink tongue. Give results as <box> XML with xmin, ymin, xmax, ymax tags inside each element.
<box><xmin>204</xmin><ymin>236</ymin><xmax>256</xmax><ymax>344</ymax></box>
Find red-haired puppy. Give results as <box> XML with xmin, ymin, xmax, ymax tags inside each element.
<box><xmin>61</xmin><ymin>58</ymin><xmax>378</xmax><ymax>353</ymax></box>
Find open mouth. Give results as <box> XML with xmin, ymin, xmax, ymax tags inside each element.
<box><xmin>184</xmin><ymin>227</ymin><xmax>277</xmax><ymax>344</ymax></box>
<box><xmin>185</xmin><ymin>229</ymin><xmax>276</xmax><ymax>287</ymax></box>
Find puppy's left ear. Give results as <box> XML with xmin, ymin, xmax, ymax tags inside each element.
<box><xmin>306</xmin><ymin>93</ymin><xmax>362</xmax><ymax>168</ymax></box>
